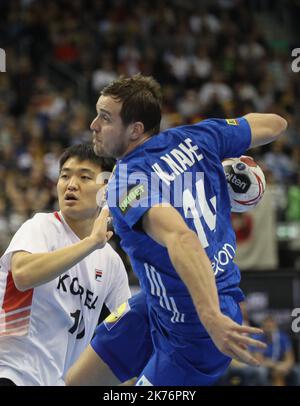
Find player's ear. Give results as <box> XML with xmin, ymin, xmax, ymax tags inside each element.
<box><xmin>130</xmin><ymin>122</ymin><xmax>144</xmax><ymax>141</ymax></box>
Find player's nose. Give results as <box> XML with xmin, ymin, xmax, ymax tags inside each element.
<box><xmin>90</xmin><ymin>116</ymin><xmax>100</xmax><ymax>132</ymax></box>
<box><xmin>67</xmin><ymin>177</ymin><xmax>79</xmax><ymax>190</ymax></box>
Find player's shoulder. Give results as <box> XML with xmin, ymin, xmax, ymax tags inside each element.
<box><xmin>23</xmin><ymin>212</ymin><xmax>63</xmax><ymax>235</ymax></box>
<box><xmin>29</xmin><ymin>211</ymin><xmax>60</xmax><ymax>226</ymax></box>
<box><xmin>16</xmin><ymin>212</ymin><xmax>49</xmax><ymax>227</ymax></box>
<box><xmin>149</xmin><ymin>120</ymin><xmax>223</xmax><ymax>144</ymax></box>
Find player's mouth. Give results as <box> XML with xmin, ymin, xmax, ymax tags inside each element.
<box><xmin>64</xmin><ymin>193</ymin><xmax>79</xmax><ymax>204</ymax></box>
<box><xmin>93</xmin><ymin>136</ymin><xmax>102</xmax><ymax>145</ymax></box>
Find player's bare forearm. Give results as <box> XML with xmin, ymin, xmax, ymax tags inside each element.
<box><xmin>11</xmin><ymin>207</ymin><xmax>111</xmax><ymax>291</ymax></box>
<box><xmin>243</xmin><ymin>113</ymin><xmax>287</xmax><ymax>148</ymax></box>
<box><xmin>11</xmin><ymin>237</ymin><xmax>99</xmax><ymax>291</ymax></box>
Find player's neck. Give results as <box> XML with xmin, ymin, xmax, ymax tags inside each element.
<box><xmin>63</xmin><ymin>214</ymin><xmax>95</xmax><ymax>240</ymax></box>
<box><xmin>119</xmin><ymin>133</ymin><xmax>152</xmax><ymax>159</ymax></box>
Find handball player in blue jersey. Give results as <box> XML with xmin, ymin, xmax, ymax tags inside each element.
<box><xmin>66</xmin><ymin>74</ymin><xmax>287</xmax><ymax>386</ymax></box>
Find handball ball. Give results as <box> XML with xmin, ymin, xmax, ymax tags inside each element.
<box><xmin>222</xmin><ymin>156</ymin><xmax>266</xmax><ymax>213</ymax></box>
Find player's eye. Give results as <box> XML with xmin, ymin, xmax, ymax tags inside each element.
<box><xmin>81</xmin><ymin>176</ymin><xmax>92</xmax><ymax>180</ymax></box>
<box><xmin>60</xmin><ymin>174</ymin><xmax>68</xmax><ymax>179</ymax></box>
<box><xmin>100</xmin><ymin>112</ymin><xmax>110</xmax><ymax>122</ymax></box>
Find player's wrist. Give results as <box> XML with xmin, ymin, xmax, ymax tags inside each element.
<box><xmin>200</xmin><ymin>310</ymin><xmax>223</xmax><ymax>333</ymax></box>
<box><xmin>83</xmin><ymin>236</ymin><xmax>100</xmax><ymax>251</ymax></box>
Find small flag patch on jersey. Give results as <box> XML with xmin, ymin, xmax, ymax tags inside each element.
<box><xmin>95</xmin><ymin>269</ymin><xmax>103</xmax><ymax>281</ymax></box>
<box><xmin>226</xmin><ymin>119</ymin><xmax>239</xmax><ymax>126</ymax></box>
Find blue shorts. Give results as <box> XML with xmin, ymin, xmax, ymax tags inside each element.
<box><xmin>91</xmin><ymin>292</ymin><xmax>153</xmax><ymax>382</ymax></box>
<box><xmin>136</xmin><ymin>294</ymin><xmax>242</xmax><ymax>386</ymax></box>
<box><xmin>92</xmin><ymin>292</ymin><xmax>242</xmax><ymax>386</ymax></box>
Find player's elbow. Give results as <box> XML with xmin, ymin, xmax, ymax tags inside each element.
<box><xmin>269</xmin><ymin>114</ymin><xmax>288</xmax><ymax>136</ymax></box>
<box><xmin>247</xmin><ymin>113</ymin><xmax>288</xmax><ymax>148</ymax></box>
<box><xmin>11</xmin><ymin>266</ymin><xmax>31</xmax><ymax>292</ymax></box>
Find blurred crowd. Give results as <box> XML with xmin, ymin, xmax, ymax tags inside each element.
<box><xmin>0</xmin><ymin>0</ymin><xmax>300</xmax><ymax>256</ymax></box>
<box><xmin>218</xmin><ymin>309</ymin><xmax>300</xmax><ymax>386</ymax></box>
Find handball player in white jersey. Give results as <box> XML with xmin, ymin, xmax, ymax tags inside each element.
<box><xmin>0</xmin><ymin>144</ymin><xmax>130</xmax><ymax>386</ymax></box>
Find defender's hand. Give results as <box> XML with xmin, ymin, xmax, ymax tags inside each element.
<box><xmin>89</xmin><ymin>207</ymin><xmax>113</xmax><ymax>248</ymax></box>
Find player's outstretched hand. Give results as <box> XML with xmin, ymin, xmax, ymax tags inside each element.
<box><xmin>207</xmin><ymin>313</ymin><xmax>267</xmax><ymax>366</ymax></box>
<box><xmin>90</xmin><ymin>206</ymin><xmax>113</xmax><ymax>248</ymax></box>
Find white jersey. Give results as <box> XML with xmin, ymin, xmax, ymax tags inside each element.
<box><xmin>0</xmin><ymin>211</ymin><xmax>131</xmax><ymax>386</ymax></box>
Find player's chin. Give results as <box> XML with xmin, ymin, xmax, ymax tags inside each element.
<box><xmin>93</xmin><ymin>143</ymin><xmax>114</xmax><ymax>158</ymax></box>
<box><xmin>62</xmin><ymin>206</ymin><xmax>84</xmax><ymax>220</ymax></box>
<box><xmin>62</xmin><ymin>202</ymin><xmax>81</xmax><ymax>214</ymax></box>
<box><xmin>93</xmin><ymin>143</ymin><xmax>106</xmax><ymax>157</ymax></box>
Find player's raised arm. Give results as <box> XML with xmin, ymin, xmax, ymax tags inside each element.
<box><xmin>244</xmin><ymin>113</ymin><xmax>287</xmax><ymax>148</ymax></box>
<box><xmin>142</xmin><ymin>204</ymin><xmax>267</xmax><ymax>366</ymax></box>
<box><xmin>11</xmin><ymin>208</ymin><xmax>112</xmax><ymax>292</ymax></box>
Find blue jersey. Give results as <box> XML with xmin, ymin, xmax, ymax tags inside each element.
<box><xmin>107</xmin><ymin>117</ymin><xmax>251</xmax><ymax>333</ymax></box>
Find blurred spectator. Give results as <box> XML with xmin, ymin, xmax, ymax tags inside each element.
<box><xmin>218</xmin><ymin>303</ymin><xmax>269</xmax><ymax>386</ymax></box>
<box><xmin>0</xmin><ymin>197</ymin><xmax>11</xmax><ymax>253</ymax></box>
<box><xmin>263</xmin><ymin>139</ymin><xmax>295</xmax><ymax>184</ymax></box>
<box><xmin>177</xmin><ymin>89</ymin><xmax>201</xmax><ymax>119</ymax></box>
<box><xmin>238</xmin><ymin>33</ymin><xmax>266</xmax><ymax>61</ymax></box>
<box><xmin>286</xmin><ymin>173</ymin><xmax>300</xmax><ymax>222</ymax></box>
<box><xmin>189</xmin><ymin>7</ymin><xmax>221</xmax><ymax>34</ymax></box>
<box><xmin>43</xmin><ymin>142</ymin><xmax>64</xmax><ymax>183</ymax></box>
<box><xmin>190</xmin><ymin>45</ymin><xmax>212</xmax><ymax>80</ymax></box>
<box><xmin>252</xmin><ymin>315</ymin><xmax>300</xmax><ymax>386</ymax></box>
<box><xmin>164</xmin><ymin>46</ymin><xmax>191</xmax><ymax>83</ymax></box>
<box><xmin>198</xmin><ymin>71</ymin><xmax>233</xmax><ymax>107</ymax></box>
<box><xmin>92</xmin><ymin>57</ymin><xmax>117</xmax><ymax>93</ymax></box>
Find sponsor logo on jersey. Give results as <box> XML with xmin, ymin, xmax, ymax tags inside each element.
<box><xmin>104</xmin><ymin>301</ymin><xmax>130</xmax><ymax>331</ymax></box>
<box><xmin>226</xmin><ymin>118</ymin><xmax>238</xmax><ymax>126</ymax></box>
<box><xmin>95</xmin><ymin>269</ymin><xmax>103</xmax><ymax>281</ymax></box>
<box><xmin>119</xmin><ymin>184</ymin><xmax>147</xmax><ymax>214</ymax></box>
<box><xmin>211</xmin><ymin>242</ymin><xmax>236</xmax><ymax>276</ymax></box>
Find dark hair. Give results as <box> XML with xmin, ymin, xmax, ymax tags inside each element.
<box><xmin>101</xmin><ymin>73</ymin><xmax>162</xmax><ymax>136</ymax></box>
<box><xmin>59</xmin><ymin>144</ymin><xmax>115</xmax><ymax>172</ymax></box>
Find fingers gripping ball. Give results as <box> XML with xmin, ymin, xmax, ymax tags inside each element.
<box><xmin>222</xmin><ymin>156</ymin><xmax>266</xmax><ymax>213</ymax></box>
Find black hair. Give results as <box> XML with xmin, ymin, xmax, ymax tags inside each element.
<box><xmin>59</xmin><ymin>144</ymin><xmax>115</xmax><ymax>172</ymax></box>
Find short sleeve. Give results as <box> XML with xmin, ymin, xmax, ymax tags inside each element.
<box><xmin>108</xmin><ymin>162</ymin><xmax>167</xmax><ymax>230</ymax></box>
<box><xmin>1</xmin><ymin>215</ymin><xmax>49</xmax><ymax>270</ymax></box>
<box><xmin>104</xmin><ymin>250</ymin><xmax>131</xmax><ymax>312</ymax></box>
<box><xmin>191</xmin><ymin>117</ymin><xmax>252</xmax><ymax>160</ymax></box>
